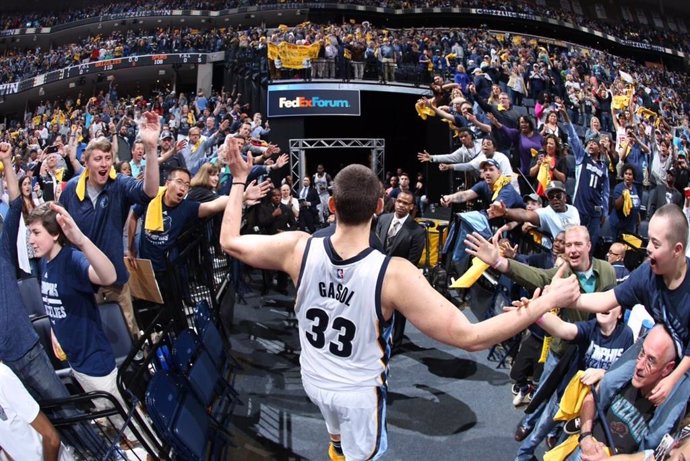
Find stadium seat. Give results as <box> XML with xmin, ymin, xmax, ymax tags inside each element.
<box><xmin>98</xmin><ymin>302</ymin><xmax>134</xmax><ymax>367</ymax></box>
<box><xmin>514</xmin><ymin>106</ymin><xmax>528</xmax><ymax>117</ymax></box>
<box><xmin>637</xmin><ymin>220</ymin><xmax>649</xmax><ymax>239</ymax></box>
<box><xmin>145</xmin><ymin>371</ymin><xmax>212</xmax><ymax>461</ymax></box>
<box><xmin>18</xmin><ymin>277</ymin><xmax>46</xmax><ymax>318</ymax></box>
<box><xmin>523</xmin><ymin>98</ymin><xmax>535</xmax><ymax>108</ymax></box>
<box><xmin>172</xmin><ymin>329</ymin><xmax>237</xmax><ymax>423</ymax></box>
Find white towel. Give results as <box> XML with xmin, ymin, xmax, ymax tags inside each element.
<box><xmin>17</xmin><ymin>216</ymin><xmax>31</xmax><ymax>274</ymax></box>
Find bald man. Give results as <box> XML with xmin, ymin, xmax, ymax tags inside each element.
<box><xmin>607</xmin><ymin>242</ymin><xmax>630</xmax><ymax>284</ymax></box>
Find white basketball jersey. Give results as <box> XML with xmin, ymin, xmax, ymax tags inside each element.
<box><xmin>295</xmin><ymin>237</ymin><xmax>393</xmax><ymax>391</ymax></box>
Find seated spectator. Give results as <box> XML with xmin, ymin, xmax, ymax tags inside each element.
<box><xmin>606</xmin><ymin>242</ymin><xmax>631</xmax><ymax>284</ymax></box>
<box><xmin>574</xmin><ymin>325</ymin><xmax>685</xmax><ymax>458</ymax></box>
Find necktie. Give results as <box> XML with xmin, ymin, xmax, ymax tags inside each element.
<box><xmin>386</xmin><ymin>220</ymin><xmax>400</xmax><ymax>249</ymax></box>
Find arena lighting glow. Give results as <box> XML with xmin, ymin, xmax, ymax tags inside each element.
<box><xmin>278</xmin><ymin>96</ymin><xmax>351</xmax><ymax>109</ymax></box>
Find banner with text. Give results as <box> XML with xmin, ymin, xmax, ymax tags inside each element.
<box><xmin>267</xmin><ymin>88</ymin><xmax>360</xmax><ymax>117</ymax></box>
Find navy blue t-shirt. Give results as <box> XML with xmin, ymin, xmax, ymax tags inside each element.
<box><xmin>132</xmin><ymin>200</ymin><xmax>201</xmax><ymax>272</ymax></box>
<box><xmin>41</xmin><ymin>246</ymin><xmax>116</xmax><ymax>376</ymax></box>
<box><xmin>614</xmin><ymin>259</ymin><xmax>690</xmax><ymax>357</ymax></box>
<box><xmin>0</xmin><ymin>198</ymin><xmax>39</xmax><ymax>361</ymax></box>
<box><xmin>471</xmin><ymin>180</ymin><xmax>525</xmax><ymax>209</ymax></box>
<box><xmin>574</xmin><ymin>319</ymin><xmax>634</xmax><ymax>370</ymax></box>
<box><xmin>60</xmin><ymin>174</ymin><xmax>152</xmax><ymax>285</ymax></box>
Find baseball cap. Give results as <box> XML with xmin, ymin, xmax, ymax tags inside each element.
<box><xmin>472</xmin><ymin>68</ymin><xmax>483</xmax><ymax>75</ymax></box>
<box><xmin>545</xmin><ymin>180</ymin><xmax>566</xmax><ymax>195</ymax></box>
<box><xmin>160</xmin><ymin>131</ymin><xmax>173</xmax><ymax>140</ymax></box>
<box><xmin>479</xmin><ymin>158</ymin><xmax>500</xmax><ymax>170</ymax></box>
<box><xmin>667</xmin><ymin>167</ymin><xmax>677</xmax><ymax>176</ymax></box>
<box><xmin>585</xmin><ymin>133</ymin><xmax>600</xmax><ymax>145</ymax></box>
<box><xmin>523</xmin><ymin>193</ymin><xmax>540</xmax><ymax>203</ymax></box>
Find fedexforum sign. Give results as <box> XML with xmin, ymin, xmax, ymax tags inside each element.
<box><xmin>267</xmin><ymin>89</ymin><xmax>360</xmax><ymax>117</ymax></box>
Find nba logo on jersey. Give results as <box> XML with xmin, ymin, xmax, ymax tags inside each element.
<box><xmin>336</xmin><ymin>269</ymin><xmax>344</xmax><ymax>279</ymax></box>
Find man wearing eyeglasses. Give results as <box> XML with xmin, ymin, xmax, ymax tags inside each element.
<box><xmin>126</xmin><ymin>168</ymin><xmax>268</xmax><ymax>328</ymax></box>
<box><xmin>488</xmin><ymin>180</ymin><xmax>580</xmax><ymax>240</ymax></box>
<box><xmin>573</xmin><ymin>325</ymin><xmax>683</xmax><ymax>459</ymax></box>
<box><xmin>606</xmin><ymin>242</ymin><xmax>630</xmax><ymax>284</ymax></box>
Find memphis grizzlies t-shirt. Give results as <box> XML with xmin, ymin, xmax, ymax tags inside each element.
<box><xmin>41</xmin><ymin>246</ymin><xmax>115</xmax><ymax>376</ymax></box>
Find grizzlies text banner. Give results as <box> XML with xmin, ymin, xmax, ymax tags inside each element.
<box><xmin>267</xmin><ymin>89</ymin><xmax>361</xmax><ymax>117</ymax></box>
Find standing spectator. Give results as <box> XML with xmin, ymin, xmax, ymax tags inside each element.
<box><xmin>647</xmin><ymin>167</ymin><xmax>683</xmax><ymax>218</ymax></box>
<box><xmin>375</xmin><ymin>190</ymin><xmax>425</xmax><ymax>351</ymax></box>
<box><xmin>608</xmin><ymin>164</ymin><xmax>641</xmax><ymax>239</ymax></box>
<box><xmin>60</xmin><ymin>113</ymin><xmax>161</xmax><ymax>338</ymax></box>
<box><xmin>562</xmin><ymin>107</ymin><xmax>609</xmax><ymax>249</ymax></box>
<box><xmin>280</xmin><ymin>183</ymin><xmax>299</xmax><ymax>220</ymax></box>
<box><xmin>297</xmin><ymin>176</ymin><xmax>319</xmax><ymax>233</ymax></box>
<box><xmin>258</xmin><ymin>188</ymin><xmax>296</xmax><ymax>295</ymax></box>
<box><xmin>313</xmin><ymin>164</ymin><xmax>333</xmax><ymax>223</ymax></box>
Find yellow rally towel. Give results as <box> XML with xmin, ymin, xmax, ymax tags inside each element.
<box><xmin>491</xmin><ymin>175</ymin><xmax>512</xmax><ymax>201</ymax></box>
<box><xmin>539</xmin><ymin>336</ymin><xmax>551</xmax><ymax>363</ymax></box>
<box><xmin>76</xmin><ymin>167</ymin><xmax>117</xmax><ymax>200</ymax></box>
<box><xmin>530</xmin><ymin>148</ymin><xmax>539</xmax><ymax>157</ymax></box>
<box><xmin>622</xmin><ymin>233</ymin><xmax>642</xmax><ymax>249</ymax></box>
<box><xmin>145</xmin><ymin>187</ymin><xmax>167</xmax><ymax>232</ymax></box>
<box><xmin>622</xmin><ymin>188</ymin><xmax>632</xmax><ymax>217</ymax></box>
<box><xmin>449</xmin><ymin>257</ymin><xmax>490</xmax><ymax>289</ymax></box>
<box><xmin>415</xmin><ymin>101</ymin><xmax>436</xmax><ymax>120</ymax></box>
<box><xmin>554</xmin><ymin>370</ymin><xmax>588</xmax><ymax>421</ymax></box>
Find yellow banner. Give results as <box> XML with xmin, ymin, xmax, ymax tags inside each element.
<box><xmin>268</xmin><ymin>42</ymin><xmax>321</xmax><ymax>69</ymax></box>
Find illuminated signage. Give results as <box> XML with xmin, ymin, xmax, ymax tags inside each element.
<box><xmin>268</xmin><ymin>89</ymin><xmax>360</xmax><ymax>117</ymax></box>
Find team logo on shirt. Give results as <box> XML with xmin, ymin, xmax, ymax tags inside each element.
<box><xmin>99</xmin><ymin>196</ymin><xmax>109</xmax><ymax>208</ymax></box>
<box><xmin>336</xmin><ymin>269</ymin><xmax>344</xmax><ymax>279</ymax></box>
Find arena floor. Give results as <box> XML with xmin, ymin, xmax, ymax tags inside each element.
<box><xmin>225</xmin><ymin>274</ymin><xmax>547</xmax><ymax>461</ymax></box>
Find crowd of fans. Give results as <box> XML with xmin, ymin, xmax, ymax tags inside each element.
<box><xmin>2</xmin><ymin>9</ymin><xmax>690</xmax><ymax>460</ymax></box>
<box><xmin>3</xmin><ymin>0</ymin><xmax>689</xmax><ymax>54</ymax></box>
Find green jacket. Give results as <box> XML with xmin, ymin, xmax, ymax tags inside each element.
<box><xmin>506</xmin><ymin>257</ymin><xmax>617</xmax><ymax>355</ymax></box>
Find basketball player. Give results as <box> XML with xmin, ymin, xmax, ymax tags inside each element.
<box><xmin>220</xmin><ymin>135</ymin><xmax>580</xmax><ymax>460</ymax></box>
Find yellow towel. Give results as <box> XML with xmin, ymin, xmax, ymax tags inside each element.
<box><xmin>539</xmin><ymin>336</ymin><xmax>551</xmax><ymax>363</ymax></box>
<box><xmin>145</xmin><ymin>187</ymin><xmax>167</xmax><ymax>232</ymax></box>
<box><xmin>75</xmin><ymin>166</ymin><xmax>117</xmax><ymax>200</ymax></box>
<box><xmin>554</xmin><ymin>371</ymin><xmax>588</xmax><ymax>421</ymax></box>
<box><xmin>415</xmin><ymin>101</ymin><xmax>435</xmax><ymax>120</ymax></box>
<box><xmin>622</xmin><ymin>233</ymin><xmax>642</xmax><ymax>249</ymax></box>
<box><xmin>622</xmin><ymin>188</ymin><xmax>632</xmax><ymax>217</ymax></box>
<box><xmin>449</xmin><ymin>257</ymin><xmax>490</xmax><ymax>288</ymax></box>
<box><xmin>491</xmin><ymin>175</ymin><xmax>512</xmax><ymax>201</ymax></box>
<box><xmin>530</xmin><ymin>148</ymin><xmax>539</xmax><ymax>157</ymax></box>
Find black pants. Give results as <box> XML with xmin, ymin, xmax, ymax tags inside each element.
<box><xmin>510</xmin><ymin>331</ymin><xmax>544</xmax><ymax>390</ymax></box>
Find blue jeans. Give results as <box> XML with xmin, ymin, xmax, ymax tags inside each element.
<box><xmin>518</xmin><ymin>351</ymin><xmax>558</xmax><ymax>432</ymax></box>
<box><xmin>5</xmin><ymin>340</ymin><xmax>70</xmax><ymax>401</ymax></box>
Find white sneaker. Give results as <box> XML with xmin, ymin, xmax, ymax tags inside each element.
<box><xmin>512</xmin><ymin>388</ymin><xmax>532</xmax><ymax>406</ymax></box>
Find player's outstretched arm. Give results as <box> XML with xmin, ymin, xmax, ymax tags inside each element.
<box><xmin>219</xmin><ymin>135</ymin><xmax>309</xmax><ymax>281</ymax></box>
<box><xmin>385</xmin><ymin>260</ymin><xmax>580</xmax><ymax>351</ymax></box>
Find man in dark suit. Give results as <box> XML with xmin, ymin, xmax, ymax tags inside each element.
<box><xmin>375</xmin><ymin>190</ymin><xmax>426</xmax><ymax>351</ymax></box>
<box><xmin>297</xmin><ymin>176</ymin><xmax>320</xmax><ymax>233</ymax></box>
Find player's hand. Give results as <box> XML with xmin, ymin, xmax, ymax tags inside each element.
<box><xmin>225</xmin><ymin>135</ymin><xmax>251</xmax><ymax>182</ymax></box>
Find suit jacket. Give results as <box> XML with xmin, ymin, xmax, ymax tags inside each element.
<box><xmin>375</xmin><ymin>213</ymin><xmax>425</xmax><ymax>264</ymax></box>
<box><xmin>297</xmin><ymin>185</ymin><xmax>320</xmax><ymax>215</ymax></box>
